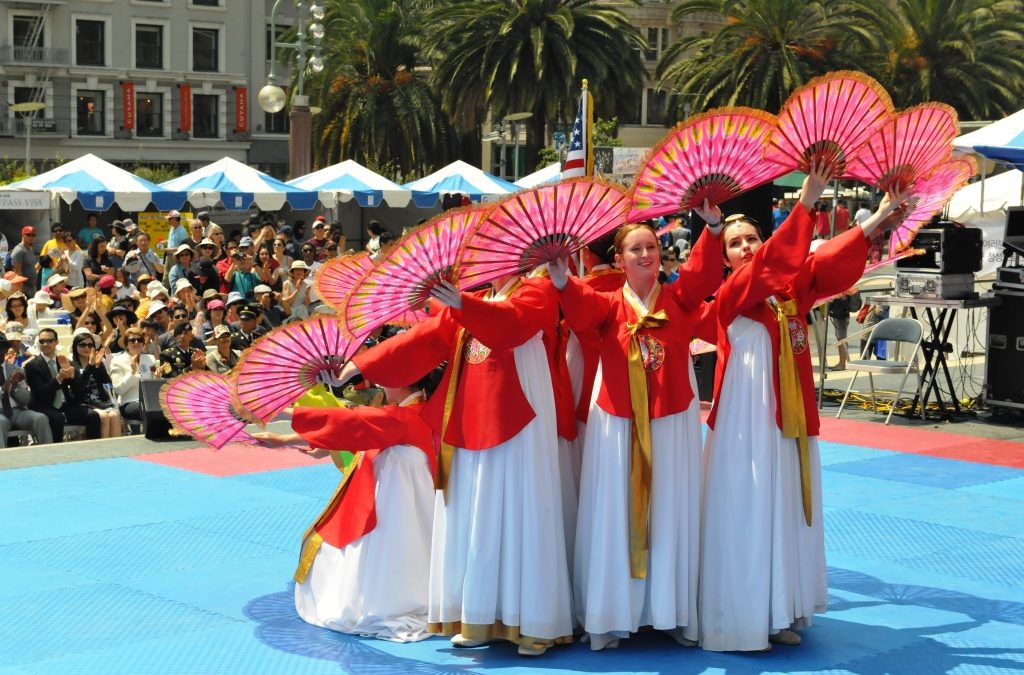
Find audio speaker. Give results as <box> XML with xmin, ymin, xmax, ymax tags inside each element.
<box><xmin>985</xmin><ymin>291</ymin><xmax>1024</xmax><ymax>409</ymax></box>
<box><xmin>139</xmin><ymin>379</ymin><xmax>171</xmax><ymax>439</ymax></box>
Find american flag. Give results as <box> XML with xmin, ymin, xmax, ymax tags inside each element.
<box><xmin>562</xmin><ymin>82</ymin><xmax>593</xmax><ymax>178</ymax></box>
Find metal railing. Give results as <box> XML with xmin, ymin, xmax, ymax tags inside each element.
<box><xmin>0</xmin><ymin>44</ymin><xmax>68</xmax><ymax>66</ymax></box>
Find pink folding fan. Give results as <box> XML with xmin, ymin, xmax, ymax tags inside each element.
<box><xmin>886</xmin><ymin>156</ymin><xmax>976</xmax><ymax>254</ymax></box>
<box><xmin>629</xmin><ymin>108</ymin><xmax>787</xmax><ymax>222</ymax></box>
<box><xmin>846</xmin><ymin>103</ymin><xmax>959</xmax><ymax>193</ymax></box>
<box><xmin>456</xmin><ymin>179</ymin><xmax>630</xmax><ymax>289</ymax></box>
<box><xmin>315</xmin><ymin>251</ymin><xmax>376</xmax><ymax>313</ymax></box>
<box><xmin>344</xmin><ymin>207</ymin><xmax>487</xmax><ymax>339</ymax></box>
<box><xmin>233</xmin><ymin>316</ymin><xmax>357</xmax><ymax>423</ymax></box>
<box><xmin>160</xmin><ymin>371</ymin><xmax>255</xmax><ymax>449</ymax></box>
<box><xmin>764</xmin><ymin>71</ymin><xmax>894</xmax><ymax>178</ymax></box>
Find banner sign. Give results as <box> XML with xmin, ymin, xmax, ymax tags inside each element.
<box><xmin>235</xmin><ymin>86</ymin><xmax>248</xmax><ymax>133</ymax></box>
<box><xmin>180</xmin><ymin>84</ymin><xmax>192</xmax><ymax>133</ymax></box>
<box><xmin>122</xmin><ymin>81</ymin><xmax>135</xmax><ymax>129</ymax></box>
<box><xmin>0</xmin><ymin>191</ymin><xmax>51</xmax><ymax>210</ymax></box>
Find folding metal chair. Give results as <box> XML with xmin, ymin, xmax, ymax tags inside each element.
<box><xmin>836</xmin><ymin>317</ymin><xmax>924</xmax><ymax>424</ymax></box>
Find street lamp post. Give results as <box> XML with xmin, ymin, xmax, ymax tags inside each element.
<box><xmin>258</xmin><ymin>0</ymin><xmax>325</xmax><ymax>179</ymax></box>
<box><xmin>10</xmin><ymin>101</ymin><xmax>46</xmax><ymax>176</ymax></box>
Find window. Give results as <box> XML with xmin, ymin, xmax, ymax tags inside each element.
<box><xmin>136</xmin><ymin>93</ymin><xmax>163</xmax><ymax>137</ymax></box>
<box><xmin>77</xmin><ymin>90</ymin><xmax>105</xmax><ymax>135</ymax></box>
<box><xmin>192</xmin><ymin>26</ymin><xmax>219</xmax><ymax>72</ymax></box>
<box><xmin>13</xmin><ymin>87</ymin><xmax>45</xmax><ymax>118</ymax></box>
<box><xmin>193</xmin><ymin>94</ymin><xmax>219</xmax><ymax>138</ymax></box>
<box><xmin>192</xmin><ymin>0</ymin><xmax>221</xmax><ymax>5</ymax></box>
<box><xmin>646</xmin><ymin>88</ymin><xmax>668</xmax><ymax>127</ymax></box>
<box><xmin>619</xmin><ymin>95</ymin><xmax>642</xmax><ymax>126</ymax></box>
<box><xmin>266</xmin><ymin>23</ymin><xmax>289</xmax><ymax>63</ymax></box>
<box><xmin>645</xmin><ymin>27</ymin><xmax>658</xmax><ymax>61</ymax></box>
<box><xmin>136</xmin><ymin>24</ymin><xmax>163</xmax><ymax>69</ymax></box>
<box><xmin>13</xmin><ymin>15</ymin><xmax>43</xmax><ymax>48</ymax></box>
<box><xmin>75</xmin><ymin>19</ymin><xmax>105</xmax><ymax>66</ymax></box>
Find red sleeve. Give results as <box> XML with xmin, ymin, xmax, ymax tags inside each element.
<box><xmin>693</xmin><ymin>299</ymin><xmax>719</xmax><ymax>343</ymax></box>
<box><xmin>558</xmin><ymin>276</ymin><xmax>613</xmax><ymax>335</ymax></box>
<box><xmin>292</xmin><ymin>404</ymin><xmax>433</xmax><ymax>458</ymax></box>
<box><xmin>450</xmin><ymin>279</ymin><xmax>557</xmax><ymax>350</ymax></box>
<box><xmin>663</xmin><ymin>226</ymin><xmax>725</xmax><ymax>310</ymax></box>
<box><xmin>713</xmin><ymin>203</ymin><xmax>814</xmax><ymax>325</ymax></box>
<box><xmin>352</xmin><ymin>311</ymin><xmax>457</xmax><ymax>387</ymax></box>
<box><xmin>806</xmin><ymin>225</ymin><xmax>870</xmax><ymax>305</ymax></box>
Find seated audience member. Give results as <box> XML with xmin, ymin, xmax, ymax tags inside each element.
<box><xmin>159</xmin><ymin>321</ymin><xmax>207</xmax><ymax>378</ymax></box>
<box><xmin>198</xmin><ymin>298</ymin><xmax>227</xmax><ymax>344</ymax></box>
<box><xmin>109</xmin><ymin>326</ymin><xmax>158</xmax><ymax>423</ymax></box>
<box><xmin>24</xmin><ymin>328</ymin><xmax>102</xmax><ymax>441</ymax></box>
<box><xmin>282</xmin><ymin>261</ymin><xmax>312</xmax><ymax>320</ymax></box>
<box><xmin>189</xmin><ymin>256</ymin><xmax>221</xmax><ymax>295</ymax></box>
<box><xmin>105</xmin><ymin>305</ymin><xmax>136</xmax><ymax>354</ymax></box>
<box><xmin>205</xmin><ymin>325</ymin><xmax>241</xmax><ymax>373</ymax></box>
<box><xmin>139</xmin><ymin>319</ymin><xmax>162</xmax><ymax>358</ymax></box>
<box><xmin>0</xmin><ymin>331</ymin><xmax>53</xmax><ymax>446</ymax></box>
<box><xmin>230</xmin><ymin>305</ymin><xmax>267</xmax><ymax>350</ymax></box>
<box><xmin>254</xmin><ymin>285</ymin><xmax>289</xmax><ymax>328</ymax></box>
<box><xmin>4</xmin><ymin>292</ymin><xmax>31</xmax><ymax>333</ymax></box>
<box><xmin>168</xmin><ymin>244</ymin><xmax>196</xmax><ymax>292</ymax></box>
<box><xmin>159</xmin><ymin>305</ymin><xmax>203</xmax><ymax>351</ymax></box>
<box><xmin>84</xmin><ymin>236</ymin><xmax>115</xmax><ymax>284</ymax></box>
<box><xmin>68</xmin><ymin>330</ymin><xmax>121</xmax><ymax>438</ymax></box>
<box><xmin>225</xmin><ymin>249</ymin><xmax>261</xmax><ymax>301</ymax></box>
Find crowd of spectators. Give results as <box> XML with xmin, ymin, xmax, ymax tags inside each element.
<box><xmin>0</xmin><ymin>210</ymin><xmax>357</xmax><ymax>446</ymax></box>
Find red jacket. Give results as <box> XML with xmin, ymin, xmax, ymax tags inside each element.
<box><xmin>353</xmin><ymin>278</ymin><xmax>566</xmax><ymax>449</ymax></box>
<box><xmin>559</xmin><ymin>227</ymin><xmax>723</xmax><ymax>420</ymax></box>
<box><xmin>698</xmin><ymin>206</ymin><xmax>868</xmax><ymax>436</ymax></box>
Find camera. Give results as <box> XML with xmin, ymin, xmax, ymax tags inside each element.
<box><xmin>231</xmin><ymin>252</ymin><xmax>243</xmax><ymax>260</ymax></box>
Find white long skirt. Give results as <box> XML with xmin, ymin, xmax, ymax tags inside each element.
<box><xmin>295</xmin><ymin>444</ymin><xmax>435</xmax><ymax>642</ymax></box>
<box><xmin>559</xmin><ymin>332</ymin><xmax>586</xmax><ymax>577</ymax></box>
<box><xmin>573</xmin><ymin>360</ymin><xmax>702</xmax><ymax>643</ymax></box>
<box><xmin>428</xmin><ymin>333</ymin><xmax>573</xmax><ymax>643</ymax></box>
<box><xmin>699</xmin><ymin>316</ymin><xmax>827</xmax><ymax>652</ymax></box>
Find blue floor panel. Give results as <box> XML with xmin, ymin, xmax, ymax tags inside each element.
<box><xmin>1</xmin><ymin>437</ymin><xmax>1022</xmax><ymax>674</ymax></box>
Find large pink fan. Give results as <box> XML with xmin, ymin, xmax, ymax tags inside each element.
<box><xmin>456</xmin><ymin>179</ymin><xmax>630</xmax><ymax>289</ymax></box>
<box><xmin>344</xmin><ymin>207</ymin><xmax>486</xmax><ymax>339</ymax></box>
<box><xmin>160</xmin><ymin>372</ymin><xmax>255</xmax><ymax>449</ymax></box>
<box><xmin>315</xmin><ymin>252</ymin><xmax>375</xmax><ymax>312</ymax></box>
<box><xmin>846</xmin><ymin>103</ymin><xmax>959</xmax><ymax>193</ymax></box>
<box><xmin>629</xmin><ymin>108</ymin><xmax>787</xmax><ymax>222</ymax></box>
<box><xmin>234</xmin><ymin>316</ymin><xmax>357</xmax><ymax>423</ymax></box>
<box><xmin>886</xmin><ymin>156</ymin><xmax>976</xmax><ymax>254</ymax></box>
<box><xmin>764</xmin><ymin>71</ymin><xmax>894</xmax><ymax>178</ymax></box>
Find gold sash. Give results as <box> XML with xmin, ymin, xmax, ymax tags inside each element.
<box><xmin>772</xmin><ymin>298</ymin><xmax>813</xmax><ymax>527</ymax></box>
<box><xmin>623</xmin><ymin>284</ymin><xmax>669</xmax><ymax>579</ymax></box>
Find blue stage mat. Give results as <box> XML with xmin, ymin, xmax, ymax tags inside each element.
<box><xmin>1</xmin><ymin>441</ymin><xmax>1023</xmax><ymax>674</ymax></box>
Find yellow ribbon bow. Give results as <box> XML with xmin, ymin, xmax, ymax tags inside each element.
<box><xmin>772</xmin><ymin>298</ymin><xmax>813</xmax><ymax>527</ymax></box>
<box><xmin>623</xmin><ymin>285</ymin><xmax>669</xmax><ymax>579</ymax></box>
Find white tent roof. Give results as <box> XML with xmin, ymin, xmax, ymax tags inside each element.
<box><xmin>514</xmin><ymin>163</ymin><xmax>562</xmax><ymax>189</ymax></box>
<box><xmin>947</xmin><ymin>170</ymin><xmax>1023</xmax><ymax>219</ymax></box>
<box><xmin>287</xmin><ymin>159</ymin><xmax>411</xmax><ymax>208</ymax></box>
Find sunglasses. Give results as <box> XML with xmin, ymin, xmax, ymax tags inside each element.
<box><xmin>38</xmin><ymin>338</ymin><xmax>56</xmax><ymax>344</ymax></box>
<box><xmin>273</xmin><ymin>242</ymin><xmax>284</xmax><ymax>247</ymax></box>
<box><xmin>127</xmin><ymin>337</ymin><xmax>144</xmax><ymax>344</ymax></box>
<box><xmin>78</xmin><ymin>342</ymin><xmax>95</xmax><ymax>349</ymax></box>
<box><xmin>173</xmin><ymin>315</ymin><xmax>188</xmax><ymax>320</ymax></box>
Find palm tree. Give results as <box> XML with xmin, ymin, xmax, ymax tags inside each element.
<box><xmin>658</xmin><ymin>0</ymin><xmax>884</xmax><ymax>116</ymax></box>
<box><xmin>425</xmin><ymin>0</ymin><xmax>647</xmax><ymax>170</ymax></box>
<box><xmin>309</xmin><ymin>0</ymin><xmax>455</xmax><ymax>177</ymax></box>
<box><xmin>878</xmin><ymin>0</ymin><xmax>1024</xmax><ymax>120</ymax></box>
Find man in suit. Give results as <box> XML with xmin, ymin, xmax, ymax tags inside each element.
<box><xmin>230</xmin><ymin>305</ymin><xmax>267</xmax><ymax>350</ymax></box>
<box><xmin>24</xmin><ymin>328</ymin><xmax>100</xmax><ymax>441</ymax></box>
<box><xmin>0</xmin><ymin>332</ymin><xmax>53</xmax><ymax>446</ymax></box>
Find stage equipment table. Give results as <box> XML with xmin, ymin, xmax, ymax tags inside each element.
<box><xmin>867</xmin><ymin>294</ymin><xmax>1000</xmax><ymax>419</ymax></box>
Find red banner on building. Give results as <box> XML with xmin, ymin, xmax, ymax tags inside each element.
<box><xmin>122</xmin><ymin>81</ymin><xmax>135</xmax><ymax>129</ymax></box>
<box><xmin>235</xmin><ymin>86</ymin><xmax>248</xmax><ymax>133</ymax></box>
<box><xmin>179</xmin><ymin>84</ymin><xmax>192</xmax><ymax>132</ymax></box>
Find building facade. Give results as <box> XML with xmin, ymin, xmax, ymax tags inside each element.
<box><xmin>0</xmin><ymin>0</ymin><xmax>292</xmax><ymax>177</ymax></box>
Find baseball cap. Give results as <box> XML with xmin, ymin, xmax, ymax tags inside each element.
<box><xmin>196</xmin><ymin>211</ymin><xmax>210</xmax><ymax>221</ymax></box>
<box><xmin>21</xmin><ymin>225</ymin><xmax>36</xmax><ymax>236</ymax></box>
<box><xmin>213</xmin><ymin>324</ymin><xmax>232</xmax><ymax>339</ymax></box>
<box><xmin>238</xmin><ymin>236</ymin><xmax>255</xmax><ymax>248</ymax></box>
<box><xmin>206</xmin><ymin>299</ymin><xmax>225</xmax><ymax>311</ymax></box>
<box><xmin>165</xmin><ymin>210</ymin><xmax>182</xmax><ymax>220</ymax></box>
<box><xmin>97</xmin><ymin>274</ymin><xmax>117</xmax><ymax>289</ymax></box>
<box><xmin>254</xmin><ymin>284</ymin><xmax>272</xmax><ymax>295</ymax></box>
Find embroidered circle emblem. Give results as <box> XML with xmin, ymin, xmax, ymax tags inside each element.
<box><xmin>464</xmin><ymin>337</ymin><xmax>491</xmax><ymax>364</ymax></box>
<box><xmin>787</xmin><ymin>317</ymin><xmax>808</xmax><ymax>355</ymax></box>
<box><xmin>638</xmin><ymin>334</ymin><xmax>665</xmax><ymax>372</ymax></box>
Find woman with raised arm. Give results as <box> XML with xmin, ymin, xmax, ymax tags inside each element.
<box><xmin>696</xmin><ymin>163</ymin><xmax>900</xmax><ymax>652</ymax></box>
<box><xmin>330</xmin><ymin>273</ymin><xmax>572</xmax><ymax>657</ymax></box>
<box><xmin>546</xmin><ymin>203</ymin><xmax>725</xmax><ymax>651</ymax></box>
